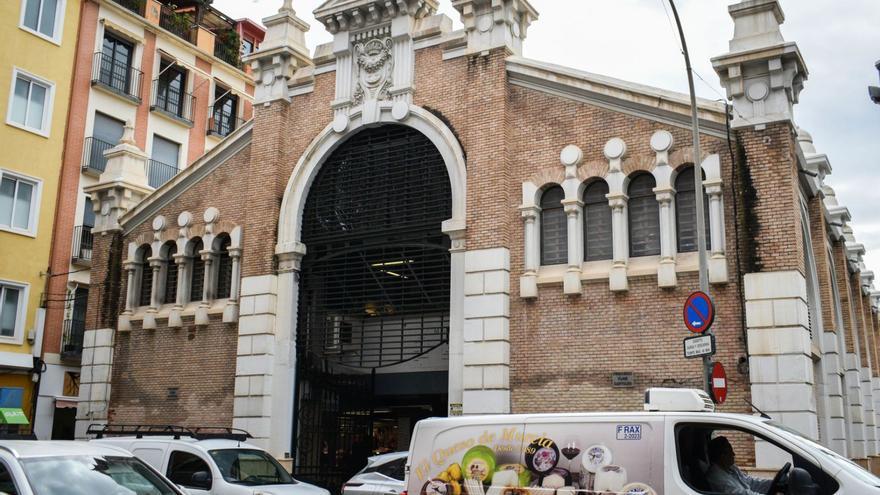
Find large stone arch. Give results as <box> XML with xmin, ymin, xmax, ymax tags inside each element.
<box><xmin>277</xmin><ymin>103</ymin><xmax>468</xmax><ymax>255</ymax></box>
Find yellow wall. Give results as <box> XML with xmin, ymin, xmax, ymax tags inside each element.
<box><xmin>0</xmin><ymin>0</ymin><xmax>81</xmax><ymax>406</ymax></box>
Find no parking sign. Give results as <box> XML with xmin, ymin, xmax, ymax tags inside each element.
<box><xmin>683</xmin><ymin>291</ymin><xmax>715</xmax><ymax>333</ymax></box>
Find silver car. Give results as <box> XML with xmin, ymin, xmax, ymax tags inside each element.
<box><xmin>343</xmin><ymin>452</ymin><xmax>407</xmax><ymax>495</ymax></box>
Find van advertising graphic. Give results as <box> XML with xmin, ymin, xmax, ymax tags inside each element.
<box><xmin>409</xmin><ymin>422</ymin><xmax>662</xmax><ymax>495</ymax></box>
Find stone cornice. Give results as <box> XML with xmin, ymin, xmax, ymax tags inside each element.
<box><xmin>506</xmin><ymin>57</ymin><xmax>729</xmax><ymax>139</ymax></box>
<box><xmin>315</xmin><ymin>0</ymin><xmax>438</xmax><ymax>33</ymax></box>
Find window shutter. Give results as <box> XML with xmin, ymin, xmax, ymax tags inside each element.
<box><xmin>163</xmin><ymin>243</ymin><xmax>178</xmax><ymax>305</ymax></box>
<box><xmin>138</xmin><ymin>246</ymin><xmax>153</xmax><ymax>307</ymax></box>
<box><xmin>583</xmin><ymin>180</ymin><xmax>613</xmax><ymax>261</ymax></box>
<box><xmin>189</xmin><ymin>239</ymin><xmax>205</xmax><ymax>303</ymax></box>
<box><xmin>628</xmin><ymin>173</ymin><xmax>661</xmax><ymax>257</ymax></box>
<box><xmin>675</xmin><ymin>167</ymin><xmax>711</xmax><ymax>253</ymax></box>
<box><xmin>215</xmin><ymin>236</ymin><xmax>233</xmax><ymax>299</ymax></box>
<box><xmin>540</xmin><ymin>186</ymin><xmax>567</xmax><ymax>265</ymax></box>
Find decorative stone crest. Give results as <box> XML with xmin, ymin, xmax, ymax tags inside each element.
<box><xmin>353</xmin><ymin>36</ymin><xmax>394</xmax><ymax>104</ymax></box>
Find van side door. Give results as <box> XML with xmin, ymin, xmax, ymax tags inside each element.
<box><xmin>165</xmin><ymin>445</ymin><xmax>216</xmax><ymax>495</ymax></box>
<box><xmin>128</xmin><ymin>441</ymin><xmax>170</xmax><ymax>473</ymax></box>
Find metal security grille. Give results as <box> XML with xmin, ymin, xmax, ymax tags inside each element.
<box><xmin>583</xmin><ymin>180</ymin><xmax>613</xmax><ymax>261</ymax></box>
<box><xmin>675</xmin><ymin>166</ymin><xmax>711</xmax><ymax>253</ymax></box>
<box><xmin>540</xmin><ymin>186</ymin><xmax>567</xmax><ymax>265</ymax></box>
<box><xmin>295</xmin><ymin>125</ymin><xmax>452</xmax><ymax>492</ymax></box>
<box><xmin>628</xmin><ymin>173</ymin><xmax>661</xmax><ymax>257</ymax></box>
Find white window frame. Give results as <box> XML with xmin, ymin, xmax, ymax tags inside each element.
<box><xmin>6</xmin><ymin>68</ymin><xmax>55</xmax><ymax>137</ymax></box>
<box><xmin>0</xmin><ymin>169</ymin><xmax>42</xmax><ymax>237</ymax></box>
<box><xmin>19</xmin><ymin>0</ymin><xmax>66</xmax><ymax>45</ymax></box>
<box><xmin>0</xmin><ymin>280</ymin><xmax>29</xmax><ymax>345</ymax></box>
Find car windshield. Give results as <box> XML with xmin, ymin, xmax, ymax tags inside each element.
<box><xmin>765</xmin><ymin>419</ymin><xmax>880</xmax><ymax>487</ymax></box>
<box><xmin>21</xmin><ymin>455</ymin><xmax>179</xmax><ymax>495</ymax></box>
<box><xmin>208</xmin><ymin>449</ymin><xmax>294</xmax><ymax>486</ymax></box>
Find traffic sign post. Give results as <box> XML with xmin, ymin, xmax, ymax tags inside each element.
<box><xmin>683</xmin><ymin>334</ymin><xmax>715</xmax><ymax>359</ymax></box>
<box><xmin>710</xmin><ymin>362</ymin><xmax>728</xmax><ymax>405</ymax></box>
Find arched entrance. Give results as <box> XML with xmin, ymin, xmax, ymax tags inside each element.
<box><xmin>294</xmin><ymin>124</ymin><xmax>453</xmax><ymax>489</ymax></box>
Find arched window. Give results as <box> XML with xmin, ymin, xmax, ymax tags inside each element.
<box><xmin>583</xmin><ymin>180</ymin><xmax>612</xmax><ymax>261</ymax></box>
<box><xmin>214</xmin><ymin>234</ymin><xmax>233</xmax><ymax>299</ymax></box>
<box><xmin>675</xmin><ymin>166</ymin><xmax>711</xmax><ymax>253</ymax></box>
<box><xmin>540</xmin><ymin>185</ymin><xmax>567</xmax><ymax>265</ymax></box>
<box><xmin>628</xmin><ymin>173</ymin><xmax>660</xmax><ymax>257</ymax></box>
<box><xmin>188</xmin><ymin>238</ymin><xmax>205</xmax><ymax>303</ymax></box>
<box><xmin>161</xmin><ymin>241</ymin><xmax>178</xmax><ymax>305</ymax></box>
<box><xmin>137</xmin><ymin>245</ymin><xmax>152</xmax><ymax>307</ymax></box>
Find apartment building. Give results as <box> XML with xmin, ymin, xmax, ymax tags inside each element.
<box><xmin>35</xmin><ymin>0</ymin><xmax>263</xmax><ymax>439</ymax></box>
<box><xmin>0</xmin><ymin>0</ymin><xmax>81</xmax><ymax>434</ymax></box>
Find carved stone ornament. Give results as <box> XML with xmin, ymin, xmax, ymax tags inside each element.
<box><xmin>353</xmin><ymin>37</ymin><xmax>394</xmax><ymax>104</ymax></box>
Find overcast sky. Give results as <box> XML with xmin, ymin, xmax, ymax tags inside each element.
<box><xmin>214</xmin><ymin>0</ymin><xmax>880</xmax><ymax>278</ymax></box>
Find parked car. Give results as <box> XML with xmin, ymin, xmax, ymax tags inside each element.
<box><xmin>343</xmin><ymin>451</ymin><xmax>408</xmax><ymax>495</ymax></box>
<box><xmin>406</xmin><ymin>388</ymin><xmax>880</xmax><ymax>495</ymax></box>
<box><xmin>0</xmin><ymin>440</ymin><xmax>186</xmax><ymax>494</ymax></box>
<box><xmin>91</xmin><ymin>425</ymin><xmax>331</xmax><ymax>495</ymax></box>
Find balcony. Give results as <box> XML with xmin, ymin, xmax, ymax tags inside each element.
<box><xmin>61</xmin><ymin>319</ymin><xmax>85</xmax><ymax>361</ymax></box>
<box><xmin>91</xmin><ymin>52</ymin><xmax>143</xmax><ymax>103</ymax></box>
<box><xmin>81</xmin><ymin>137</ymin><xmax>115</xmax><ymax>176</ymax></box>
<box><xmin>148</xmin><ymin>159</ymin><xmax>179</xmax><ymax>189</ymax></box>
<box><xmin>71</xmin><ymin>226</ymin><xmax>94</xmax><ymax>265</ymax></box>
<box><xmin>150</xmin><ymin>80</ymin><xmax>195</xmax><ymax>125</ymax></box>
<box><xmin>110</xmin><ymin>0</ymin><xmax>145</xmax><ymax>16</ymax></box>
<box><xmin>213</xmin><ymin>32</ymin><xmax>242</xmax><ymax>69</ymax></box>
<box><xmin>158</xmin><ymin>3</ymin><xmax>195</xmax><ymax>43</ymax></box>
<box><xmin>207</xmin><ymin>111</ymin><xmax>246</xmax><ymax>138</ymax></box>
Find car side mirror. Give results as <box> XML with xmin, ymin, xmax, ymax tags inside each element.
<box><xmin>191</xmin><ymin>471</ymin><xmax>211</xmax><ymax>489</ymax></box>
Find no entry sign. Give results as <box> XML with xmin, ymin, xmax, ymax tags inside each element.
<box><xmin>683</xmin><ymin>291</ymin><xmax>715</xmax><ymax>333</ymax></box>
<box><xmin>710</xmin><ymin>362</ymin><xmax>728</xmax><ymax>405</ymax></box>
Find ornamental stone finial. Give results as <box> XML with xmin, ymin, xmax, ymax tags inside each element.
<box><xmin>120</xmin><ymin>120</ymin><xmax>136</xmax><ymax>146</ymax></box>
<box><xmin>280</xmin><ymin>0</ymin><xmax>294</xmax><ymax>14</ymax></box>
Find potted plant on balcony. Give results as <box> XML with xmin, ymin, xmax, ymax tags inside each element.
<box><xmin>215</xmin><ymin>29</ymin><xmax>242</xmax><ymax>68</ymax></box>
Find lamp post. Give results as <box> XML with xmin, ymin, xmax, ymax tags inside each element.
<box><xmin>666</xmin><ymin>0</ymin><xmax>714</xmax><ymax>395</ymax></box>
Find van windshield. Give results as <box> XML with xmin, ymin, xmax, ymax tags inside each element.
<box><xmin>765</xmin><ymin>420</ymin><xmax>880</xmax><ymax>487</ymax></box>
<box><xmin>209</xmin><ymin>449</ymin><xmax>295</xmax><ymax>486</ymax></box>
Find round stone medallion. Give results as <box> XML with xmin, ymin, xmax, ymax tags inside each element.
<box><xmin>391</xmin><ymin>101</ymin><xmax>410</xmax><ymax>121</ymax></box>
<box><xmin>746</xmin><ymin>81</ymin><xmax>770</xmax><ymax>102</ymax></box>
<box><xmin>649</xmin><ymin>130</ymin><xmax>674</xmax><ymax>153</ymax></box>
<box><xmin>560</xmin><ymin>144</ymin><xmax>583</xmax><ymax>167</ymax></box>
<box><xmin>177</xmin><ymin>211</ymin><xmax>192</xmax><ymax>228</ymax></box>
<box><xmin>332</xmin><ymin>113</ymin><xmax>349</xmax><ymax>134</ymax></box>
<box><xmin>204</xmin><ymin>207</ymin><xmax>220</xmax><ymax>224</ymax></box>
<box><xmin>603</xmin><ymin>138</ymin><xmax>627</xmax><ymax>160</ymax></box>
<box><xmin>151</xmin><ymin>215</ymin><xmax>166</xmax><ymax>231</ymax></box>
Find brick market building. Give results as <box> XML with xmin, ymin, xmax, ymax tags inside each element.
<box><xmin>76</xmin><ymin>0</ymin><xmax>880</xmax><ymax>481</ymax></box>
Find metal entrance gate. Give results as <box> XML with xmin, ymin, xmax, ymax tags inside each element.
<box><xmin>294</xmin><ymin>125</ymin><xmax>453</xmax><ymax>492</ymax></box>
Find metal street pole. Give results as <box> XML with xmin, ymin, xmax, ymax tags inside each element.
<box><xmin>667</xmin><ymin>0</ymin><xmax>713</xmax><ymax>395</ymax></box>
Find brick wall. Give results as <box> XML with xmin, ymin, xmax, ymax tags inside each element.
<box><xmin>736</xmin><ymin>123</ymin><xmax>804</xmax><ymax>275</ymax></box>
<box><xmin>109</xmin><ymin>318</ymin><xmax>236</xmax><ymax>427</ymax></box>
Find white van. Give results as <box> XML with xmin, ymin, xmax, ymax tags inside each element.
<box><xmin>90</xmin><ymin>426</ymin><xmax>331</xmax><ymax>495</ymax></box>
<box><xmin>405</xmin><ymin>389</ymin><xmax>880</xmax><ymax>495</ymax></box>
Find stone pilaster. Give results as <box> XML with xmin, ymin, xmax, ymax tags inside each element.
<box><xmin>462</xmin><ymin>248</ymin><xmax>510</xmax><ymax>414</ymax></box>
<box><xmin>745</xmin><ymin>271</ymin><xmax>817</xmax><ymax>467</ymax></box>
<box><xmin>451</xmin><ymin>0</ymin><xmax>538</xmax><ymax>56</ymax></box>
<box><xmin>245</xmin><ymin>1</ymin><xmax>312</xmax><ymax>105</ymax></box>
<box><xmin>822</xmin><ymin>331</ymin><xmax>848</xmax><ymax>455</ymax></box>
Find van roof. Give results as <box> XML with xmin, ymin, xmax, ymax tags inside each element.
<box><xmin>0</xmin><ymin>441</ymin><xmax>134</xmax><ymax>459</ymax></box>
<box><xmin>92</xmin><ymin>436</ymin><xmax>264</xmax><ymax>452</ymax></box>
<box><xmin>415</xmin><ymin>411</ymin><xmax>768</xmax><ymax>428</ymax></box>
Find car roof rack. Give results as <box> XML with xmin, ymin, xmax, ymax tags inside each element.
<box><xmin>87</xmin><ymin>424</ymin><xmax>252</xmax><ymax>442</ymax></box>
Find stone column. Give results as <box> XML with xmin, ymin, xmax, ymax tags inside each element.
<box><xmin>169</xmin><ymin>254</ymin><xmax>187</xmax><ymax>328</ymax></box>
<box><xmin>745</xmin><ymin>271</ymin><xmax>818</xmax><ymax>467</ymax></box>
<box><xmin>608</xmin><ymin>196</ymin><xmax>628</xmax><ymax>291</ymax></box>
<box><xmin>119</xmin><ymin>262</ymin><xmax>137</xmax><ymax>332</ymax></box>
<box><xmin>822</xmin><ymin>331</ymin><xmax>849</xmax><ymax>455</ymax></box>
<box><xmin>656</xmin><ymin>190</ymin><xmax>676</xmax><ymax>288</ymax></box>
<box><xmin>223</xmin><ymin>247</ymin><xmax>242</xmax><ymax>323</ymax></box>
<box><xmin>463</xmin><ymin>248</ymin><xmax>511</xmax><ymax>414</ymax></box>
<box><xmin>705</xmin><ymin>182</ymin><xmax>728</xmax><ymax>284</ymax></box>
<box><xmin>562</xmin><ymin>200</ymin><xmax>583</xmax><ymax>295</ymax></box>
<box><xmin>142</xmin><ymin>259</ymin><xmax>162</xmax><ymax>330</ymax></box>
<box><xmin>194</xmin><ymin>250</ymin><xmax>214</xmax><ymax>326</ymax></box>
<box><xmin>519</xmin><ymin>205</ymin><xmax>540</xmax><ymax>298</ymax></box>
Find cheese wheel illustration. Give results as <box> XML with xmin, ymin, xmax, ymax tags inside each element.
<box><xmin>462</xmin><ymin>446</ymin><xmax>497</xmax><ymax>483</ymax></box>
<box><xmin>622</xmin><ymin>482</ymin><xmax>656</xmax><ymax>495</ymax></box>
<box><xmin>581</xmin><ymin>445</ymin><xmax>612</xmax><ymax>474</ymax></box>
<box><xmin>593</xmin><ymin>465</ymin><xmax>627</xmax><ymax>492</ymax></box>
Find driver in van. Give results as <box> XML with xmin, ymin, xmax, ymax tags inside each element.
<box><xmin>706</xmin><ymin>436</ymin><xmax>776</xmax><ymax>495</ymax></box>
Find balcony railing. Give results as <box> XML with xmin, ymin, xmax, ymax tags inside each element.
<box><xmin>110</xmin><ymin>0</ymin><xmax>145</xmax><ymax>16</ymax></box>
<box><xmin>151</xmin><ymin>79</ymin><xmax>195</xmax><ymax>124</ymax></box>
<box><xmin>214</xmin><ymin>35</ymin><xmax>241</xmax><ymax>69</ymax></box>
<box><xmin>159</xmin><ymin>4</ymin><xmax>194</xmax><ymax>43</ymax></box>
<box><xmin>148</xmin><ymin>159</ymin><xmax>179</xmax><ymax>189</ymax></box>
<box><xmin>71</xmin><ymin>225</ymin><xmax>94</xmax><ymax>265</ymax></box>
<box><xmin>81</xmin><ymin>137</ymin><xmax>115</xmax><ymax>175</ymax></box>
<box><xmin>208</xmin><ymin>111</ymin><xmax>246</xmax><ymax>138</ymax></box>
<box><xmin>91</xmin><ymin>52</ymin><xmax>143</xmax><ymax>101</ymax></box>
<box><xmin>61</xmin><ymin>318</ymin><xmax>85</xmax><ymax>361</ymax></box>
